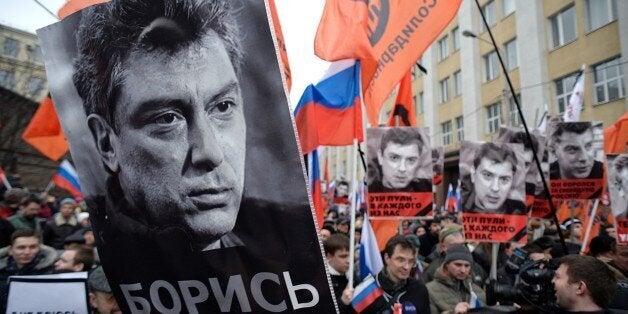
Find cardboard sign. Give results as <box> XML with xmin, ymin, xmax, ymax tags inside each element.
<box><xmin>7</xmin><ymin>272</ymin><xmax>89</xmax><ymax>312</ymax></box>
<box><xmin>37</xmin><ymin>0</ymin><xmax>336</xmax><ymax>312</ymax></box>
<box><xmin>366</xmin><ymin>127</ymin><xmax>433</xmax><ymax>218</ymax></box>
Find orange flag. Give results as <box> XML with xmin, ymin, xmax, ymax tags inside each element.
<box><xmin>22</xmin><ymin>96</ymin><xmax>68</xmax><ymax>161</ymax></box>
<box><xmin>387</xmin><ymin>70</ymin><xmax>416</xmax><ymax>127</ymax></box>
<box><xmin>57</xmin><ymin>0</ymin><xmax>108</xmax><ymax>19</ymax></box>
<box><xmin>268</xmin><ymin>0</ymin><xmax>292</xmax><ymax>91</ymax></box>
<box><xmin>315</xmin><ymin>0</ymin><xmax>462</xmax><ymax>125</ymax></box>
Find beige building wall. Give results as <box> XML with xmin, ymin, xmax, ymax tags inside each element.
<box><xmin>0</xmin><ymin>25</ymin><xmax>47</xmax><ymax>102</ymax></box>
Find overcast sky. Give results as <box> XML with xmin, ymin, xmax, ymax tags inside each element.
<box><xmin>0</xmin><ymin>0</ymin><xmax>329</xmax><ymax>109</ymax></box>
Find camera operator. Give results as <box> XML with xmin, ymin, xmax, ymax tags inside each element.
<box><xmin>552</xmin><ymin>255</ymin><xmax>617</xmax><ymax>313</ymax></box>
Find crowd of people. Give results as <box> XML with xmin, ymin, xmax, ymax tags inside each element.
<box><xmin>321</xmin><ymin>205</ymin><xmax>628</xmax><ymax>313</ymax></box>
<box><xmin>0</xmin><ymin>187</ymin><xmax>119</xmax><ymax>313</ymax></box>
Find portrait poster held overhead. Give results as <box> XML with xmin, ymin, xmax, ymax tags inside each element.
<box><xmin>432</xmin><ymin>147</ymin><xmax>444</xmax><ymax>187</ymax></box>
<box><xmin>459</xmin><ymin>141</ymin><xmax>528</xmax><ymax>242</ymax></box>
<box><xmin>366</xmin><ymin>127</ymin><xmax>433</xmax><ymax>219</ymax></box>
<box><xmin>37</xmin><ymin>0</ymin><xmax>336</xmax><ymax>312</ymax></box>
<box><xmin>497</xmin><ymin>128</ymin><xmax>547</xmax><ymax>211</ymax></box>
<box><xmin>607</xmin><ymin>154</ymin><xmax>628</xmax><ymax>244</ymax></box>
<box><xmin>548</xmin><ymin>121</ymin><xmax>606</xmax><ymax>200</ymax></box>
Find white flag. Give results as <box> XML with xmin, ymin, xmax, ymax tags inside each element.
<box><xmin>563</xmin><ymin>69</ymin><xmax>585</xmax><ymax>122</ymax></box>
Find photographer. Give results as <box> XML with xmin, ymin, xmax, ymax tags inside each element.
<box><xmin>552</xmin><ymin>255</ymin><xmax>617</xmax><ymax>313</ymax></box>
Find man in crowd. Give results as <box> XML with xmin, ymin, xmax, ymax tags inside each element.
<box><xmin>464</xmin><ymin>142</ymin><xmax>526</xmax><ymax>215</ymax></box>
<box><xmin>372</xmin><ymin>235</ymin><xmax>431</xmax><ymax>313</ymax></box>
<box><xmin>419</xmin><ymin>218</ymin><xmax>440</xmax><ymax>260</ymax></box>
<box><xmin>550</xmin><ymin>122</ymin><xmax>604</xmax><ymax>180</ymax></box>
<box><xmin>552</xmin><ymin>255</ymin><xmax>617</xmax><ymax>312</ymax></box>
<box><xmin>426</xmin><ymin>244</ymin><xmax>486</xmax><ymax>314</ymax></box>
<box><xmin>0</xmin><ymin>229</ymin><xmax>56</xmax><ymax>303</ymax></box>
<box><xmin>369</xmin><ymin>128</ymin><xmax>431</xmax><ymax>193</ymax></box>
<box><xmin>8</xmin><ymin>194</ymin><xmax>42</xmax><ymax>235</ymax></box>
<box><xmin>421</xmin><ymin>226</ymin><xmax>486</xmax><ymax>287</ymax></box>
<box><xmin>588</xmin><ymin>235</ymin><xmax>626</xmax><ymax>280</ymax></box>
<box><xmin>323</xmin><ymin>233</ymin><xmax>351</xmax><ymax>313</ymax></box>
<box><xmin>43</xmin><ymin>197</ymin><xmax>81</xmax><ymax>249</ymax></box>
<box><xmin>88</xmin><ymin>266</ymin><xmax>121</xmax><ymax>314</ymax></box>
<box><xmin>54</xmin><ymin>244</ymin><xmax>95</xmax><ymax>273</ymax></box>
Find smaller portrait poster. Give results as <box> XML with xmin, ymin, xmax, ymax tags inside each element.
<box><xmin>548</xmin><ymin>121</ymin><xmax>605</xmax><ymax>200</ymax></box>
<box><xmin>366</xmin><ymin>127</ymin><xmax>433</xmax><ymax>218</ymax></box>
<box><xmin>432</xmin><ymin>147</ymin><xmax>444</xmax><ymax>187</ymax></box>
<box><xmin>607</xmin><ymin>154</ymin><xmax>628</xmax><ymax>244</ymax></box>
<box><xmin>555</xmin><ymin>199</ymin><xmax>615</xmax><ymax>253</ymax></box>
<box><xmin>497</xmin><ymin>128</ymin><xmax>547</xmax><ymax>211</ymax></box>
<box><xmin>459</xmin><ymin>141</ymin><xmax>527</xmax><ymax>242</ymax></box>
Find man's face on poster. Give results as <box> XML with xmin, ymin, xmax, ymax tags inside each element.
<box><xmin>554</xmin><ymin>129</ymin><xmax>595</xmax><ymax>179</ymax></box>
<box><xmin>92</xmin><ymin>32</ymin><xmax>245</xmax><ymax>247</ymax></box>
<box><xmin>616</xmin><ymin>168</ymin><xmax>628</xmax><ymax>196</ymax></box>
<box><xmin>377</xmin><ymin>142</ymin><xmax>421</xmax><ymax>189</ymax></box>
<box><xmin>471</xmin><ymin>157</ymin><xmax>514</xmax><ymax>212</ymax></box>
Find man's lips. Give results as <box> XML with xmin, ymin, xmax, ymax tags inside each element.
<box><xmin>188</xmin><ymin>188</ymin><xmax>233</xmax><ymax>209</ymax></box>
<box><xmin>485</xmin><ymin>195</ymin><xmax>500</xmax><ymax>204</ymax></box>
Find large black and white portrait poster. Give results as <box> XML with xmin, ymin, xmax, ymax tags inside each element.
<box><xmin>37</xmin><ymin>0</ymin><xmax>336</xmax><ymax>312</ymax></box>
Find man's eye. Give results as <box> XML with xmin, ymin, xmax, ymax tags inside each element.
<box><xmin>216</xmin><ymin>101</ymin><xmax>235</xmax><ymax>113</ymax></box>
<box><xmin>154</xmin><ymin>112</ymin><xmax>180</xmax><ymax>125</ymax></box>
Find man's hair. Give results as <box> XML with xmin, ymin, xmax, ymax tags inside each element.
<box><xmin>323</xmin><ymin>233</ymin><xmax>350</xmax><ymax>255</ymax></box>
<box><xmin>10</xmin><ymin>228</ymin><xmax>40</xmax><ymax>245</ymax></box>
<box><xmin>588</xmin><ymin>235</ymin><xmax>616</xmax><ymax>257</ymax></box>
<box><xmin>66</xmin><ymin>244</ymin><xmax>96</xmax><ymax>271</ymax></box>
<box><xmin>558</xmin><ymin>255</ymin><xmax>617</xmax><ymax>309</ymax></box>
<box><xmin>379</xmin><ymin>128</ymin><xmax>424</xmax><ymax>154</ymax></box>
<box><xmin>383</xmin><ymin>235</ymin><xmax>417</xmax><ymax>257</ymax></box>
<box><xmin>473</xmin><ymin>142</ymin><xmax>518</xmax><ymax>174</ymax></box>
<box><xmin>73</xmin><ymin>0</ymin><xmax>242</xmax><ymax>131</ymax></box>
<box><xmin>510</xmin><ymin>131</ymin><xmax>540</xmax><ymax>153</ymax></box>
<box><xmin>551</xmin><ymin>122</ymin><xmax>593</xmax><ymax>145</ymax></box>
<box><xmin>19</xmin><ymin>193</ymin><xmax>41</xmax><ymax>207</ymax></box>
<box><xmin>521</xmin><ymin>243</ymin><xmax>544</xmax><ymax>255</ymax></box>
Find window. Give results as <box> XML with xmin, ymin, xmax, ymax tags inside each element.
<box><xmin>483</xmin><ymin>51</ymin><xmax>499</xmax><ymax>81</ymax></box>
<box><xmin>550</xmin><ymin>6</ymin><xmax>577</xmax><ymax>49</ymax></box>
<box><xmin>453</xmin><ymin>70</ymin><xmax>462</xmax><ymax>97</ymax></box>
<box><xmin>593</xmin><ymin>57</ymin><xmax>625</xmax><ymax>104</ymax></box>
<box><xmin>486</xmin><ymin>102</ymin><xmax>501</xmax><ymax>134</ymax></box>
<box><xmin>452</xmin><ymin>27</ymin><xmax>460</xmax><ymax>52</ymax></box>
<box><xmin>504</xmin><ymin>38</ymin><xmax>517</xmax><ymax>71</ymax></box>
<box><xmin>439</xmin><ymin>77</ymin><xmax>450</xmax><ymax>103</ymax></box>
<box><xmin>0</xmin><ymin>70</ymin><xmax>15</xmax><ymax>89</ymax></box>
<box><xmin>441</xmin><ymin>121</ymin><xmax>452</xmax><ymax>146</ymax></box>
<box><xmin>555</xmin><ymin>73</ymin><xmax>579</xmax><ymax>113</ymax></box>
<box><xmin>587</xmin><ymin>0</ymin><xmax>617</xmax><ymax>31</ymax></box>
<box><xmin>416</xmin><ymin>92</ymin><xmax>424</xmax><ymax>114</ymax></box>
<box><xmin>508</xmin><ymin>94</ymin><xmax>521</xmax><ymax>127</ymax></box>
<box><xmin>26</xmin><ymin>76</ymin><xmax>45</xmax><ymax>96</ymax></box>
<box><xmin>3</xmin><ymin>38</ymin><xmax>20</xmax><ymax>57</ymax></box>
<box><xmin>438</xmin><ymin>36</ymin><xmax>448</xmax><ymax>61</ymax></box>
<box><xmin>30</xmin><ymin>45</ymin><xmax>43</xmax><ymax>63</ymax></box>
<box><xmin>481</xmin><ymin>1</ymin><xmax>496</xmax><ymax>32</ymax></box>
<box><xmin>502</xmin><ymin>0</ymin><xmax>515</xmax><ymax>17</ymax></box>
<box><xmin>456</xmin><ymin>116</ymin><xmax>464</xmax><ymax>142</ymax></box>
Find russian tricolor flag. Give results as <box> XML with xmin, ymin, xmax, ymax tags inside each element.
<box><xmin>351</xmin><ymin>274</ymin><xmax>384</xmax><ymax>313</ymax></box>
<box><xmin>294</xmin><ymin>60</ymin><xmax>364</xmax><ymax>154</ymax></box>
<box><xmin>359</xmin><ymin>216</ymin><xmax>383</xmax><ymax>281</ymax></box>
<box><xmin>308</xmin><ymin>150</ymin><xmax>325</xmax><ymax>227</ymax></box>
<box><xmin>446</xmin><ymin>183</ymin><xmax>456</xmax><ymax>213</ymax></box>
<box><xmin>52</xmin><ymin>159</ymin><xmax>83</xmax><ymax>201</ymax></box>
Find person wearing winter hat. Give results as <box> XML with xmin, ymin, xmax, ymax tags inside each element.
<box><xmin>426</xmin><ymin>244</ymin><xmax>486</xmax><ymax>314</ymax></box>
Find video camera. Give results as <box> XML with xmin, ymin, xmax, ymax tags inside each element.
<box><xmin>486</xmin><ymin>248</ymin><xmax>559</xmax><ymax>312</ymax></box>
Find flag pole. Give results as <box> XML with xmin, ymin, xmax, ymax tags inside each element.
<box><xmin>581</xmin><ymin>199</ymin><xmax>599</xmax><ymax>254</ymax></box>
<box><xmin>474</xmin><ymin>0</ymin><xmax>568</xmax><ymax>254</ymax></box>
<box><xmin>348</xmin><ymin>138</ymin><xmax>358</xmax><ymax>288</ymax></box>
<box><xmin>43</xmin><ymin>180</ymin><xmax>55</xmax><ymax>194</ymax></box>
<box><xmin>0</xmin><ymin>173</ymin><xmax>12</xmax><ymax>190</ymax></box>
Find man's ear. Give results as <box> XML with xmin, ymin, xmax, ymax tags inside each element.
<box><xmin>73</xmin><ymin>262</ymin><xmax>84</xmax><ymax>272</ymax></box>
<box><xmin>87</xmin><ymin>114</ymin><xmax>119</xmax><ymax>173</ymax></box>
<box><xmin>89</xmin><ymin>292</ymin><xmax>98</xmax><ymax>308</ymax></box>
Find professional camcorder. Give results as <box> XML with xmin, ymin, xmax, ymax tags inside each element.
<box><xmin>486</xmin><ymin>248</ymin><xmax>559</xmax><ymax>313</ymax></box>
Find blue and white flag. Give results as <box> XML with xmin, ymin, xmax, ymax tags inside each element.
<box><xmin>359</xmin><ymin>216</ymin><xmax>383</xmax><ymax>281</ymax></box>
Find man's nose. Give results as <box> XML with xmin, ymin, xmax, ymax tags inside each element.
<box><xmin>398</xmin><ymin>160</ymin><xmax>407</xmax><ymax>172</ymax></box>
<box><xmin>189</xmin><ymin>119</ymin><xmax>224</xmax><ymax>169</ymax></box>
<box><xmin>490</xmin><ymin>178</ymin><xmax>500</xmax><ymax>191</ymax></box>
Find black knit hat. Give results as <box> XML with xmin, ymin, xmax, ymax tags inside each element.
<box><xmin>444</xmin><ymin>244</ymin><xmax>473</xmax><ymax>264</ymax></box>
